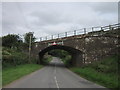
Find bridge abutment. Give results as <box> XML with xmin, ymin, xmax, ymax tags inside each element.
<box><xmin>71</xmin><ymin>52</ymin><xmax>83</xmax><ymax>67</ymax></box>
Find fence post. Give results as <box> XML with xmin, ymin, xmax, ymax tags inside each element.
<box><xmin>109</xmin><ymin>25</ymin><xmax>112</xmax><ymax>30</ymax></box>
<box><xmin>65</xmin><ymin>32</ymin><xmax>67</xmax><ymax>37</ymax></box>
<box><xmin>58</xmin><ymin>34</ymin><xmax>59</xmax><ymax>38</ymax></box>
<box><xmin>84</xmin><ymin>28</ymin><xmax>86</xmax><ymax>34</ymax></box>
<box><xmin>92</xmin><ymin>27</ymin><xmax>94</xmax><ymax>32</ymax></box>
<box><xmin>40</xmin><ymin>37</ymin><xmax>42</xmax><ymax>41</ymax></box>
<box><xmin>101</xmin><ymin>27</ymin><xmax>103</xmax><ymax>30</ymax></box>
<box><xmin>51</xmin><ymin>35</ymin><xmax>53</xmax><ymax>39</ymax></box>
<box><xmin>92</xmin><ymin>27</ymin><xmax>94</xmax><ymax>36</ymax></box>
<box><xmin>74</xmin><ymin>30</ymin><xmax>76</xmax><ymax>36</ymax></box>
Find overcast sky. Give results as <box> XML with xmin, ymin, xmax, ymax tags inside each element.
<box><xmin>2</xmin><ymin>2</ymin><xmax>118</xmax><ymax>40</ymax></box>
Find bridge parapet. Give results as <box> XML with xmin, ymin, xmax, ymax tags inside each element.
<box><xmin>39</xmin><ymin>23</ymin><xmax>119</xmax><ymax>42</ymax></box>
<box><xmin>31</xmin><ymin>24</ymin><xmax>120</xmax><ymax>66</ymax></box>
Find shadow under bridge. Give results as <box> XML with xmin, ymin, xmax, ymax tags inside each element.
<box><xmin>39</xmin><ymin>45</ymin><xmax>83</xmax><ymax>67</ymax></box>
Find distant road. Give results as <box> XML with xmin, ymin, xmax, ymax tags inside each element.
<box><xmin>4</xmin><ymin>57</ymin><xmax>107</xmax><ymax>88</ymax></box>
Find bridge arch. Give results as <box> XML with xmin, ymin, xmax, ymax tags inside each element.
<box><xmin>39</xmin><ymin>45</ymin><xmax>83</xmax><ymax>67</ymax></box>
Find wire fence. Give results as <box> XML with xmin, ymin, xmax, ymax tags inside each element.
<box><xmin>40</xmin><ymin>23</ymin><xmax>120</xmax><ymax>41</ymax></box>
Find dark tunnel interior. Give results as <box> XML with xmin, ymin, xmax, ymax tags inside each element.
<box><xmin>39</xmin><ymin>45</ymin><xmax>83</xmax><ymax>67</ymax></box>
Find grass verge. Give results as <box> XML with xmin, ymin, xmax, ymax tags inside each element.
<box><xmin>69</xmin><ymin>55</ymin><xmax>119</xmax><ymax>89</ymax></box>
<box><xmin>2</xmin><ymin>64</ymin><xmax>43</xmax><ymax>86</ymax></box>
<box><xmin>69</xmin><ymin>67</ymin><xmax>118</xmax><ymax>89</ymax></box>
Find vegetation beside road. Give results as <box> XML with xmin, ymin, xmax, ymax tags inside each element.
<box><xmin>2</xmin><ymin>32</ymin><xmax>37</xmax><ymax>68</ymax></box>
<box><xmin>69</xmin><ymin>55</ymin><xmax>119</xmax><ymax>89</ymax></box>
<box><xmin>2</xmin><ymin>33</ymin><xmax>44</xmax><ymax>86</ymax></box>
<box><xmin>3</xmin><ymin>64</ymin><xmax>43</xmax><ymax>86</ymax></box>
<box><xmin>2</xmin><ymin>47</ymin><xmax>39</xmax><ymax>68</ymax></box>
<box><xmin>2</xmin><ymin>47</ymin><xmax>44</xmax><ymax>86</ymax></box>
<box><xmin>2</xmin><ymin>47</ymin><xmax>53</xmax><ymax>86</ymax></box>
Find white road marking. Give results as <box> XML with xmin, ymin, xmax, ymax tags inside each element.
<box><xmin>55</xmin><ymin>64</ymin><xmax>56</xmax><ymax>74</ymax></box>
<box><xmin>54</xmin><ymin>58</ymin><xmax>60</xmax><ymax>89</ymax></box>
<box><xmin>54</xmin><ymin>61</ymin><xmax>56</xmax><ymax>74</ymax></box>
<box><xmin>54</xmin><ymin>76</ymin><xmax>59</xmax><ymax>89</ymax></box>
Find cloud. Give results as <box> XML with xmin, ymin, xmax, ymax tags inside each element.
<box><xmin>90</xmin><ymin>2</ymin><xmax>118</xmax><ymax>14</ymax></box>
<box><xmin>2</xmin><ymin>2</ymin><xmax>118</xmax><ymax>41</ymax></box>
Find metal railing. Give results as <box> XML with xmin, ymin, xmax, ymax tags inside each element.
<box><xmin>40</xmin><ymin>23</ymin><xmax>120</xmax><ymax>41</ymax></box>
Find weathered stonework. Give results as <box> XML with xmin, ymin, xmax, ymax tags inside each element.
<box><xmin>31</xmin><ymin>29</ymin><xmax>120</xmax><ymax>67</ymax></box>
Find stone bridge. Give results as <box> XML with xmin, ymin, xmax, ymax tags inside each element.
<box><xmin>31</xmin><ymin>25</ymin><xmax>119</xmax><ymax>67</ymax></box>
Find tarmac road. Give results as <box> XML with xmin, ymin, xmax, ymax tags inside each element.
<box><xmin>4</xmin><ymin>57</ymin><xmax>107</xmax><ymax>89</ymax></box>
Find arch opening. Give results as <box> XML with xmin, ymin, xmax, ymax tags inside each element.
<box><xmin>48</xmin><ymin>49</ymin><xmax>72</xmax><ymax>67</ymax></box>
<box><xmin>39</xmin><ymin>45</ymin><xmax>83</xmax><ymax>67</ymax></box>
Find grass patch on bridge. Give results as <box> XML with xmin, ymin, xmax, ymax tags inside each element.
<box><xmin>3</xmin><ymin>64</ymin><xmax>43</xmax><ymax>86</ymax></box>
<box><xmin>69</xmin><ymin>55</ymin><xmax>119</xmax><ymax>89</ymax></box>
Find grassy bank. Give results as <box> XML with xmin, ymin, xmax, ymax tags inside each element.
<box><xmin>3</xmin><ymin>64</ymin><xmax>43</xmax><ymax>86</ymax></box>
<box><xmin>69</xmin><ymin>55</ymin><xmax>119</xmax><ymax>89</ymax></box>
<box><xmin>70</xmin><ymin>67</ymin><xmax>118</xmax><ymax>89</ymax></box>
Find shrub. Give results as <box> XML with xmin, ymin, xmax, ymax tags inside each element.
<box><xmin>2</xmin><ymin>47</ymin><xmax>29</xmax><ymax>68</ymax></box>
